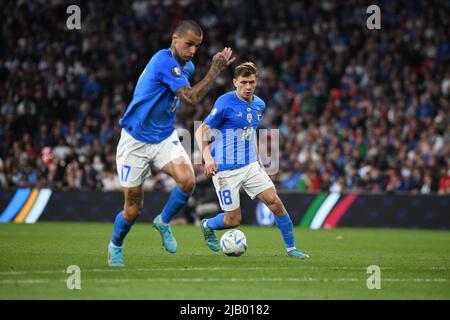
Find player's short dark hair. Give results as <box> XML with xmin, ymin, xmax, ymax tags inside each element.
<box><xmin>173</xmin><ymin>20</ymin><xmax>203</xmax><ymax>37</ymax></box>
<box><xmin>234</xmin><ymin>62</ymin><xmax>258</xmax><ymax>79</ymax></box>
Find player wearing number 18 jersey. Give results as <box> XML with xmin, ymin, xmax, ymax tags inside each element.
<box><xmin>195</xmin><ymin>62</ymin><xmax>309</xmax><ymax>259</ymax></box>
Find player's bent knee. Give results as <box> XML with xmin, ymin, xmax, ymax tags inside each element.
<box><xmin>268</xmin><ymin>196</ymin><xmax>285</xmax><ymax>215</ymax></box>
<box><xmin>271</xmin><ymin>203</ymin><xmax>284</xmax><ymax>214</ymax></box>
<box><xmin>123</xmin><ymin>205</ymin><xmax>142</xmax><ymax>221</ymax></box>
<box><xmin>268</xmin><ymin>194</ymin><xmax>279</xmax><ymax>206</ymax></box>
<box><xmin>178</xmin><ymin>175</ymin><xmax>195</xmax><ymax>193</ymax></box>
<box><xmin>274</xmin><ymin>198</ymin><xmax>284</xmax><ymax>210</ymax></box>
<box><xmin>123</xmin><ymin>208</ymin><xmax>142</xmax><ymax>220</ymax></box>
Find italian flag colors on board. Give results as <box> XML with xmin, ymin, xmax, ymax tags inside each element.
<box><xmin>300</xmin><ymin>193</ymin><xmax>358</xmax><ymax>229</ymax></box>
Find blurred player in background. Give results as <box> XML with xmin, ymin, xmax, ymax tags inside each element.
<box><xmin>195</xmin><ymin>62</ymin><xmax>309</xmax><ymax>259</ymax></box>
<box><xmin>108</xmin><ymin>20</ymin><xmax>235</xmax><ymax>267</ymax></box>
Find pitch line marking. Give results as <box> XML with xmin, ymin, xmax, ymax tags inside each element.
<box><xmin>0</xmin><ymin>277</ymin><xmax>448</xmax><ymax>285</ymax></box>
<box><xmin>1</xmin><ymin>265</ymin><xmax>448</xmax><ymax>276</ymax></box>
<box><xmin>0</xmin><ymin>266</ymin><xmax>395</xmax><ymax>275</ymax></box>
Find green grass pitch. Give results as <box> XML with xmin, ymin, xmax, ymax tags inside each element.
<box><xmin>0</xmin><ymin>222</ymin><xmax>449</xmax><ymax>299</ymax></box>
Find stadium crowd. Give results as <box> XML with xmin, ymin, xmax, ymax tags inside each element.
<box><xmin>0</xmin><ymin>0</ymin><xmax>449</xmax><ymax>194</ymax></box>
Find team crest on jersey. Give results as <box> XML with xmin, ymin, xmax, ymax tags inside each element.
<box><xmin>247</xmin><ymin>113</ymin><xmax>252</xmax><ymax>123</ymax></box>
<box><xmin>171</xmin><ymin>66</ymin><xmax>182</xmax><ymax>77</ymax></box>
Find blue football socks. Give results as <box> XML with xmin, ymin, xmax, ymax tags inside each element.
<box><xmin>206</xmin><ymin>213</ymin><xmax>228</xmax><ymax>230</ymax></box>
<box><xmin>161</xmin><ymin>186</ymin><xmax>192</xmax><ymax>224</ymax></box>
<box><xmin>274</xmin><ymin>213</ymin><xmax>296</xmax><ymax>250</ymax></box>
<box><xmin>111</xmin><ymin>210</ymin><xmax>133</xmax><ymax>247</ymax></box>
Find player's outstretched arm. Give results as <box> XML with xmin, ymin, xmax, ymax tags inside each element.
<box><xmin>195</xmin><ymin>123</ymin><xmax>218</xmax><ymax>176</ymax></box>
<box><xmin>176</xmin><ymin>47</ymin><xmax>235</xmax><ymax>106</ymax></box>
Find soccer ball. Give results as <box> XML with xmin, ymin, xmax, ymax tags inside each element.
<box><xmin>220</xmin><ymin>229</ymin><xmax>247</xmax><ymax>256</ymax></box>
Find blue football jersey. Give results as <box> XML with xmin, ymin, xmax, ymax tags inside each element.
<box><xmin>119</xmin><ymin>48</ymin><xmax>195</xmax><ymax>143</ymax></box>
<box><xmin>204</xmin><ymin>91</ymin><xmax>266</xmax><ymax>172</ymax></box>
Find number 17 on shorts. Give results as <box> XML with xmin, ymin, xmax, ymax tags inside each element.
<box><xmin>120</xmin><ymin>164</ymin><xmax>131</xmax><ymax>182</ymax></box>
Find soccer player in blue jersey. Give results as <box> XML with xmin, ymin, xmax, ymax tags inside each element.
<box><xmin>108</xmin><ymin>20</ymin><xmax>235</xmax><ymax>267</ymax></box>
<box><xmin>195</xmin><ymin>62</ymin><xmax>309</xmax><ymax>259</ymax></box>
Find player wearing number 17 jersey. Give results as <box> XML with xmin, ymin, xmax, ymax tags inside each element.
<box><xmin>108</xmin><ymin>20</ymin><xmax>235</xmax><ymax>267</ymax></box>
<box><xmin>195</xmin><ymin>62</ymin><xmax>309</xmax><ymax>259</ymax></box>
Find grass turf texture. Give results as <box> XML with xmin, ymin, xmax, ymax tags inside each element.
<box><xmin>0</xmin><ymin>222</ymin><xmax>449</xmax><ymax>299</ymax></box>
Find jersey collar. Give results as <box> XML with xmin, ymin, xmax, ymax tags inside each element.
<box><xmin>168</xmin><ymin>47</ymin><xmax>186</xmax><ymax>67</ymax></box>
<box><xmin>234</xmin><ymin>90</ymin><xmax>254</xmax><ymax>104</ymax></box>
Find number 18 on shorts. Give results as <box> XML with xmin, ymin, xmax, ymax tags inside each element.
<box><xmin>212</xmin><ymin>162</ymin><xmax>274</xmax><ymax>211</ymax></box>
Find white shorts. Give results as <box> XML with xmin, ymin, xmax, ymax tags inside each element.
<box><xmin>212</xmin><ymin>162</ymin><xmax>275</xmax><ymax>211</ymax></box>
<box><xmin>115</xmin><ymin>129</ymin><xmax>190</xmax><ymax>188</ymax></box>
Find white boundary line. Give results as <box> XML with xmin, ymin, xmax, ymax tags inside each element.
<box><xmin>0</xmin><ymin>277</ymin><xmax>448</xmax><ymax>285</ymax></box>
<box><xmin>0</xmin><ymin>266</ymin><xmax>388</xmax><ymax>275</ymax></box>
<box><xmin>1</xmin><ymin>265</ymin><xmax>448</xmax><ymax>276</ymax></box>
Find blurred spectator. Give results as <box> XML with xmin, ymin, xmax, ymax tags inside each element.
<box><xmin>438</xmin><ymin>167</ymin><xmax>450</xmax><ymax>195</ymax></box>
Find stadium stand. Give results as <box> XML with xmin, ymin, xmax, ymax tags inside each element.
<box><xmin>0</xmin><ymin>0</ymin><xmax>449</xmax><ymax>194</ymax></box>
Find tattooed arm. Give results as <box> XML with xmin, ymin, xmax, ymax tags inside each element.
<box><xmin>175</xmin><ymin>47</ymin><xmax>235</xmax><ymax>106</ymax></box>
